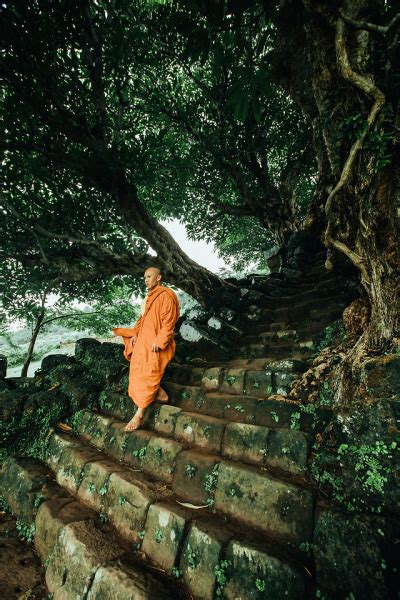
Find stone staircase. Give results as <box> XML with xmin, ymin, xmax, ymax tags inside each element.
<box><xmin>1</xmin><ymin>251</ymin><xmax>359</xmax><ymax>599</ymax></box>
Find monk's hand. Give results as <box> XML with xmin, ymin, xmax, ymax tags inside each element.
<box><xmin>132</xmin><ymin>335</ymin><xmax>138</xmax><ymax>345</ymax></box>
<box><xmin>151</xmin><ymin>341</ymin><xmax>161</xmax><ymax>352</ymax></box>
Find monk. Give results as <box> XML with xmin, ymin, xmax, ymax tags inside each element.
<box><xmin>112</xmin><ymin>267</ymin><xmax>180</xmax><ymax>431</ymax></box>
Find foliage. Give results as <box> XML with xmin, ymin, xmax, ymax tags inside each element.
<box><xmin>1</xmin><ymin>0</ymin><xmax>315</xmax><ymax>309</ymax></box>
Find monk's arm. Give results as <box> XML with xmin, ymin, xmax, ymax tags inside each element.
<box><xmin>154</xmin><ymin>296</ymin><xmax>177</xmax><ymax>349</ymax></box>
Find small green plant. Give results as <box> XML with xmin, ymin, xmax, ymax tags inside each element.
<box><xmin>120</xmin><ymin>437</ymin><xmax>128</xmax><ymax>454</ymax></box>
<box><xmin>204</xmin><ymin>463</ymin><xmax>220</xmax><ymax>500</ymax></box>
<box><xmin>318</xmin><ymin>381</ymin><xmax>334</xmax><ymax>406</ymax></box>
<box><xmin>234</xmin><ymin>404</ymin><xmax>245</xmax><ymax>413</ymax></box>
<box><xmin>185</xmin><ymin>463</ymin><xmax>197</xmax><ymax>478</ymax></box>
<box><xmin>154</xmin><ymin>446</ymin><xmax>163</xmax><ymax>460</ymax></box>
<box><xmin>270</xmin><ymin>411</ymin><xmax>279</xmax><ymax>423</ymax></box>
<box><xmin>99</xmin><ymin>480</ymin><xmax>109</xmax><ymax>496</ymax></box>
<box><xmin>87</xmin><ymin>482</ymin><xmax>96</xmax><ymax>493</ymax></box>
<box><xmin>138</xmin><ymin>530</ymin><xmax>146</xmax><ymax>539</ymax></box>
<box><xmin>215</xmin><ymin>559</ymin><xmax>231</xmax><ymax>596</ymax></box>
<box><xmin>203</xmin><ymin>425</ymin><xmax>212</xmax><ymax>437</ymax></box>
<box><xmin>255</xmin><ymin>578</ymin><xmax>266</xmax><ymax>592</ymax></box>
<box><xmin>16</xmin><ymin>517</ymin><xmax>36</xmax><ymax>543</ymax></box>
<box><xmin>226</xmin><ymin>375</ymin><xmax>237</xmax><ymax>385</ymax></box>
<box><xmin>154</xmin><ymin>528</ymin><xmax>163</xmax><ymax>543</ymax></box>
<box><xmin>132</xmin><ymin>447</ymin><xmax>147</xmax><ymax>461</ymax></box>
<box><xmin>290</xmin><ymin>411</ymin><xmax>301</xmax><ymax>430</ymax></box>
<box><xmin>172</xmin><ymin>566</ymin><xmax>182</xmax><ymax>578</ymax></box>
<box><xmin>187</xmin><ymin>545</ymin><xmax>199</xmax><ymax>569</ymax></box>
<box><xmin>117</xmin><ymin>494</ymin><xmax>127</xmax><ymax>506</ymax></box>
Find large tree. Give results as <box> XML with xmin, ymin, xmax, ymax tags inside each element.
<box><xmin>1</xmin><ymin>0</ymin><xmax>315</xmax><ymax>307</ymax></box>
<box><xmin>267</xmin><ymin>0</ymin><xmax>399</xmax><ymax>396</ymax></box>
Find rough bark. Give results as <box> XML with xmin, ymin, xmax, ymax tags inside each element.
<box><xmin>272</xmin><ymin>0</ymin><xmax>400</xmax><ymax>401</ymax></box>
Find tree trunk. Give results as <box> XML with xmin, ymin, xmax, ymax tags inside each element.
<box><xmin>21</xmin><ymin>309</ymin><xmax>45</xmax><ymax>377</ymax></box>
<box><xmin>96</xmin><ymin>167</ymin><xmax>228</xmax><ymax>306</ymax></box>
<box><xmin>272</xmin><ymin>0</ymin><xmax>400</xmax><ymax>401</ymax></box>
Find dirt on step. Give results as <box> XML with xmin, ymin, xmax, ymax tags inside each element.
<box><xmin>0</xmin><ymin>511</ymin><xmax>48</xmax><ymax>600</ymax></box>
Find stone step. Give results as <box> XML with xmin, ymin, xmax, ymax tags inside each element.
<box><xmin>238</xmin><ymin>342</ymin><xmax>314</xmax><ymax>361</ymax></box>
<box><xmin>79</xmin><ymin>402</ymin><xmax>311</xmax><ymax>477</ymax></box>
<box><xmin>45</xmin><ymin>426</ymin><xmax>314</xmax><ymax>552</ymax></box>
<box><xmin>165</xmin><ymin>361</ymin><xmax>308</xmax><ymax>399</ymax></box>
<box><xmin>2</xmin><ymin>453</ymin><xmax>308</xmax><ymax>599</ymax></box>
<box><xmin>0</xmin><ymin>456</ymin><xmax>175</xmax><ymax>599</ymax></box>
<box><xmin>154</xmin><ymin>383</ymin><xmax>332</xmax><ymax>434</ymax></box>
<box><xmin>253</xmin><ymin>308</ymin><xmax>344</xmax><ymax>335</ymax></box>
<box><xmin>262</xmin><ymin>296</ymin><xmax>346</xmax><ymax>324</ymax></box>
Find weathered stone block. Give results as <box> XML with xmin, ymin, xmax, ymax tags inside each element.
<box><xmin>202</xmin><ymin>367</ymin><xmax>224</xmax><ymax>392</ymax></box>
<box><xmin>75</xmin><ymin>337</ymin><xmax>102</xmax><ymax>361</ymax></box>
<box><xmin>0</xmin><ymin>456</ymin><xmax>67</xmax><ymax>525</ymax></box>
<box><xmin>170</xmin><ymin>385</ymin><xmax>205</xmax><ymax>412</ymax></box>
<box><xmin>255</xmin><ymin>399</ymin><xmax>299</xmax><ymax>429</ymax></box>
<box><xmin>224</xmin><ymin>540</ymin><xmax>305</xmax><ymax>599</ymax></box>
<box><xmin>142</xmin><ymin>502</ymin><xmax>189</xmax><ymax>573</ymax></box>
<box><xmin>53</xmin><ymin>442</ymin><xmax>99</xmax><ymax>495</ymax></box>
<box><xmin>266</xmin><ymin>429</ymin><xmax>310</xmax><ymax>474</ymax></box>
<box><xmin>175</xmin><ymin>412</ymin><xmax>226</xmax><ymax>452</ymax></box>
<box><xmin>97</xmin><ymin>389</ymin><xmax>132</xmax><ymax>420</ymax></box>
<box><xmin>142</xmin><ymin>436</ymin><xmax>183</xmax><ymax>483</ymax></box>
<box><xmin>222</xmin><ymin>423</ymin><xmax>269</xmax><ymax>465</ymax></box>
<box><xmin>245</xmin><ymin>370</ymin><xmax>273</xmax><ymax>398</ymax></box>
<box><xmin>180</xmin><ymin>520</ymin><xmax>229</xmax><ymax>600</ymax></box>
<box><xmin>172</xmin><ymin>450</ymin><xmax>220</xmax><ymax>505</ymax></box>
<box><xmin>214</xmin><ymin>462</ymin><xmax>314</xmax><ymax>545</ymax></box>
<box><xmin>87</xmin><ymin>563</ymin><xmax>172</xmax><ymax>600</ymax></box>
<box><xmin>103</xmin><ymin>421</ymin><xmax>129</xmax><ymax>461</ymax></box>
<box><xmin>220</xmin><ymin>369</ymin><xmax>246</xmax><ymax>395</ymax></box>
<box><xmin>274</xmin><ymin>371</ymin><xmax>298</xmax><ymax>396</ymax></box>
<box><xmin>78</xmin><ymin>411</ymin><xmax>113</xmax><ymax>450</ymax></box>
<box><xmin>44</xmin><ymin>431</ymin><xmax>82</xmax><ymax>470</ymax></box>
<box><xmin>223</xmin><ymin>398</ymin><xmax>258</xmax><ymax>424</ymax></box>
<box><xmin>45</xmin><ymin>520</ymin><xmax>124</xmax><ymax>599</ymax></box>
<box><xmin>77</xmin><ymin>459</ymin><xmax>124</xmax><ymax>512</ymax></box>
<box><xmin>35</xmin><ymin>497</ymin><xmax>96</xmax><ymax>562</ymax></box>
<box><xmin>154</xmin><ymin>404</ymin><xmax>182</xmax><ymax>435</ymax></box>
<box><xmin>197</xmin><ymin>393</ymin><xmax>227</xmax><ymax>419</ymax></box>
<box><xmin>105</xmin><ymin>471</ymin><xmax>157</xmax><ymax>543</ymax></box>
<box><xmin>122</xmin><ymin>430</ymin><xmax>153</xmax><ymax>467</ymax></box>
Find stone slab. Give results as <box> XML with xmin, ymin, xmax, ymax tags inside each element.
<box><xmin>224</xmin><ymin>540</ymin><xmax>305</xmax><ymax>599</ymax></box>
<box><xmin>214</xmin><ymin>462</ymin><xmax>314</xmax><ymax>545</ymax></box>
<box><xmin>142</xmin><ymin>502</ymin><xmax>189</xmax><ymax>573</ymax></box>
<box><xmin>105</xmin><ymin>470</ymin><xmax>157</xmax><ymax>543</ymax></box>
<box><xmin>175</xmin><ymin>412</ymin><xmax>226</xmax><ymax>452</ymax></box>
<box><xmin>45</xmin><ymin>520</ymin><xmax>124</xmax><ymax>599</ymax></box>
<box><xmin>180</xmin><ymin>520</ymin><xmax>230</xmax><ymax>600</ymax></box>
<box><xmin>222</xmin><ymin>423</ymin><xmax>269</xmax><ymax>465</ymax></box>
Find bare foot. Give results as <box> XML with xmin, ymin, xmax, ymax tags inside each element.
<box><xmin>156</xmin><ymin>387</ymin><xmax>169</xmax><ymax>403</ymax></box>
<box><xmin>124</xmin><ymin>413</ymin><xmax>144</xmax><ymax>432</ymax></box>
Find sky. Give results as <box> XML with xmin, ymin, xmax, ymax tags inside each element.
<box><xmin>161</xmin><ymin>218</ymin><xmax>228</xmax><ymax>273</ymax></box>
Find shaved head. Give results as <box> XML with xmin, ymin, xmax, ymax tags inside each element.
<box><xmin>145</xmin><ymin>266</ymin><xmax>161</xmax><ymax>277</ymax></box>
<box><xmin>144</xmin><ymin>266</ymin><xmax>162</xmax><ymax>290</ymax></box>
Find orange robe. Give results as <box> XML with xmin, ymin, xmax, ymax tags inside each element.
<box><xmin>112</xmin><ymin>285</ymin><xmax>180</xmax><ymax>409</ymax></box>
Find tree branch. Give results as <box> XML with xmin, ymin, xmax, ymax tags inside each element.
<box><xmin>339</xmin><ymin>10</ymin><xmax>400</xmax><ymax>35</ymax></box>
<box><xmin>324</xmin><ymin>18</ymin><xmax>386</xmax><ymax>284</ymax></box>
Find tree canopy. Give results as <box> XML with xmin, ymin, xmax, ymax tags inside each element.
<box><xmin>1</xmin><ymin>0</ymin><xmax>399</xmax><ymax>357</ymax></box>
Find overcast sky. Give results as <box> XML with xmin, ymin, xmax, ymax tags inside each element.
<box><xmin>161</xmin><ymin>218</ymin><xmax>228</xmax><ymax>273</ymax></box>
